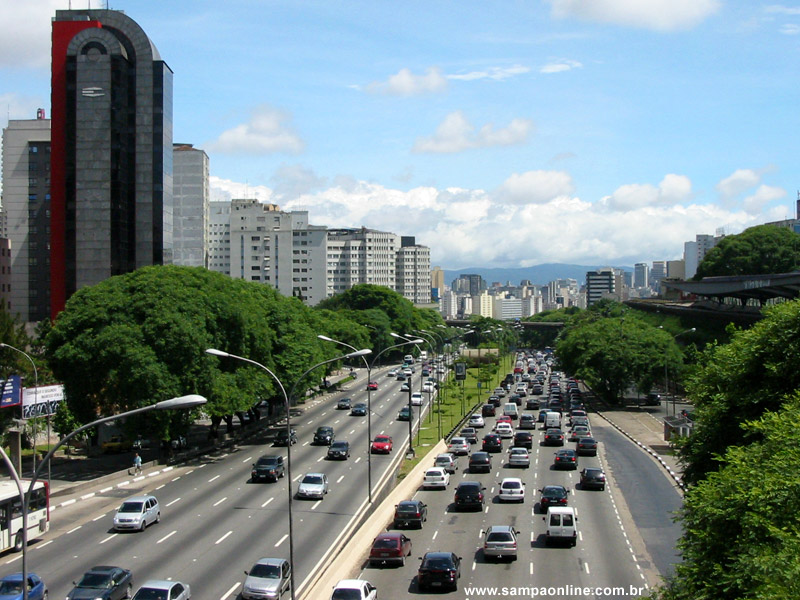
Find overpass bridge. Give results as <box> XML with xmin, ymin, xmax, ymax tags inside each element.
<box><xmin>444</xmin><ymin>319</ymin><xmax>564</xmax><ymax>330</ymax></box>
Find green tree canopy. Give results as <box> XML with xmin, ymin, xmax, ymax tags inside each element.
<box><xmin>694</xmin><ymin>225</ymin><xmax>800</xmax><ymax>279</ymax></box>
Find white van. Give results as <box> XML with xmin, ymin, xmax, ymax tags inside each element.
<box><xmin>503</xmin><ymin>403</ymin><xmax>519</xmax><ymax>420</ymax></box>
<box><xmin>403</xmin><ymin>354</ymin><xmax>414</xmax><ymax>365</ymax></box>
<box><xmin>543</xmin><ymin>506</ymin><xmax>577</xmax><ymax>546</ymax></box>
<box><xmin>544</xmin><ymin>412</ymin><xmax>561</xmax><ymax>429</ymax></box>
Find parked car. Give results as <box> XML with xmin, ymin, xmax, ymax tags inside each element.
<box><xmin>132</xmin><ymin>580</ymin><xmax>190</xmax><ymax>600</ymax></box>
<box><xmin>417</xmin><ymin>552</ymin><xmax>461</xmax><ymax>592</ymax></box>
<box><xmin>483</xmin><ymin>525</ymin><xmax>519</xmax><ymax>562</ymax></box>
<box><xmin>297</xmin><ymin>473</ymin><xmax>329</xmax><ymax>499</ymax></box>
<box><xmin>331</xmin><ymin>580</ymin><xmax>377</xmax><ymax>600</ymax></box>
<box><xmin>251</xmin><ymin>455</ymin><xmax>285</xmax><ymax>482</ymax></box>
<box><xmin>113</xmin><ymin>495</ymin><xmax>160</xmax><ymax>532</ymax></box>
<box><xmin>67</xmin><ymin>565</ymin><xmax>133</xmax><ymax>600</ymax></box>
<box><xmin>423</xmin><ymin>467</ymin><xmax>450</xmax><ymax>489</ymax></box>
<box><xmin>507</xmin><ymin>447</ymin><xmax>530</xmax><ymax>468</ymax></box>
<box><xmin>350</xmin><ymin>402</ymin><xmax>368</xmax><ymax>416</ymax></box>
<box><xmin>453</xmin><ymin>481</ymin><xmax>486</xmax><ymax>511</ymax></box>
<box><xmin>580</xmin><ymin>467</ymin><xmax>607</xmax><ymax>490</ymax></box>
<box><xmin>539</xmin><ymin>485</ymin><xmax>570</xmax><ymax>512</ymax></box>
<box><xmin>0</xmin><ymin>573</ymin><xmax>47</xmax><ymax>600</ymax></box>
<box><xmin>394</xmin><ymin>499</ymin><xmax>427</xmax><ymax>529</ymax></box>
<box><xmin>327</xmin><ymin>440</ymin><xmax>351</xmax><ymax>460</ymax></box>
<box><xmin>553</xmin><ymin>449</ymin><xmax>578</xmax><ymax>470</ymax></box>
<box><xmin>497</xmin><ymin>477</ymin><xmax>526</xmax><ymax>503</ymax></box>
<box><xmin>576</xmin><ymin>437</ymin><xmax>598</xmax><ymax>456</ymax></box>
<box><xmin>468</xmin><ymin>451</ymin><xmax>492</xmax><ymax>473</ymax></box>
<box><xmin>370</xmin><ymin>435</ymin><xmax>393</xmax><ymax>454</ymax></box>
<box><xmin>242</xmin><ymin>558</ymin><xmax>291</xmax><ymax>600</ymax></box>
<box><xmin>313</xmin><ymin>426</ymin><xmax>335</xmax><ymax>446</ymax></box>
<box><xmin>273</xmin><ymin>428</ymin><xmax>297</xmax><ymax>446</ymax></box>
<box><xmin>369</xmin><ymin>532</ymin><xmax>412</xmax><ymax>567</ymax></box>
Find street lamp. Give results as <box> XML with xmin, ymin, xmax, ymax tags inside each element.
<box><xmin>660</xmin><ymin>328</ymin><xmax>696</xmax><ymax>416</ymax></box>
<box><xmin>205</xmin><ymin>347</ymin><xmax>369</xmax><ymax>600</ymax></box>
<box><xmin>390</xmin><ymin>333</ymin><xmax>425</xmax><ymax>457</ymax></box>
<box><xmin>0</xmin><ymin>393</ymin><xmax>206</xmax><ymax>600</ymax></box>
<box><xmin>0</xmin><ymin>343</ymin><xmax>39</xmax><ymax>478</ymax></box>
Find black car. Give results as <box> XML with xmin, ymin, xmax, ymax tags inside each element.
<box><xmin>327</xmin><ymin>440</ymin><xmax>350</xmax><ymax>460</ymax></box>
<box><xmin>418</xmin><ymin>552</ymin><xmax>461</xmax><ymax>592</ymax></box>
<box><xmin>539</xmin><ymin>484</ymin><xmax>569</xmax><ymax>512</ymax></box>
<box><xmin>543</xmin><ymin>428</ymin><xmax>565</xmax><ymax>446</ymax></box>
<box><xmin>394</xmin><ymin>499</ymin><xmax>427</xmax><ymax>529</ymax></box>
<box><xmin>481</xmin><ymin>404</ymin><xmax>496</xmax><ymax>417</ymax></box>
<box><xmin>525</xmin><ymin>398</ymin><xmax>540</xmax><ymax>410</ymax></box>
<box><xmin>482</xmin><ymin>434</ymin><xmax>502</xmax><ymax>453</ymax></box>
<box><xmin>251</xmin><ymin>455</ymin><xmax>285</xmax><ymax>482</ymax></box>
<box><xmin>513</xmin><ymin>431</ymin><xmax>533</xmax><ymax>449</ymax></box>
<box><xmin>273</xmin><ymin>428</ymin><xmax>297</xmax><ymax>446</ymax></box>
<box><xmin>336</xmin><ymin>397</ymin><xmax>352</xmax><ymax>410</ymax></box>
<box><xmin>313</xmin><ymin>426</ymin><xmax>335</xmax><ymax>446</ymax></box>
<box><xmin>397</xmin><ymin>406</ymin><xmax>411</xmax><ymax>421</ymax></box>
<box><xmin>580</xmin><ymin>467</ymin><xmax>606</xmax><ymax>490</ymax></box>
<box><xmin>468</xmin><ymin>451</ymin><xmax>492</xmax><ymax>473</ymax></box>
<box><xmin>553</xmin><ymin>448</ymin><xmax>578</xmax><ymax>470</ymax></box>
<box><xmin>350</xmin><ymin>402</ymin><xmax>368</xmax><ymax>416</ymax></box>
<box><xmin>67</xmin><ymin>565</ymin><xmax>133</xmax><ymax>600</ymax></box>
<box><xmin>453</xmin><ymin>481</ymin><xmax>486</xmax><ymax>511</ymax></box>
<box><xmin>576</xmin><ymin>436</ymin><xmax>598</xmax><ymax>456</ymax></box>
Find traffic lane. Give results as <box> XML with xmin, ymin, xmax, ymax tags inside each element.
<box><xmin>591</xmin><ymin>421</ymin><xmax>683</xmax><ymax>579</ymax></box>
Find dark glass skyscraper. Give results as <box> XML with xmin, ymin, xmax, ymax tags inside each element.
<box><xmin>50</xmin><ymin>9</ymin><xmax>173</xmax><ymax>318</ymax></box>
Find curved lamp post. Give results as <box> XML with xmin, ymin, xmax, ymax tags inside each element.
<box><xmin>0</xmin><ymin>394</ymin><xmax>207</xmax><ymax>600</ymax></box>
<box><xmin>205</xmin><ymin>347</ymin><xmax>370</xmax><ymax>600</ymax></box>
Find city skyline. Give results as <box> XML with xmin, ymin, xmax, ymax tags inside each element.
<box><xmin>1</xmin><ymin>1</ymin><xmax>798</xmax><ymax>270</ymax></box>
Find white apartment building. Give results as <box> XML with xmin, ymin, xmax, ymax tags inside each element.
<box><xmin>208</xmin><ymin>201</ymin><xmax>232</xmax><ymax>275</ymax></box>
<box><xmin>172</xmin><ymin>144</ymin><xmax>209</xmax><ymax>268</ymax></box>
<box><xmin>684</xmin><ymin>233</ymin><xmax>723</xmax><ymax>279</ymax></box>
<box><xmin>493</xmin><ymin>295</ymin><xmax>523</xmax><ymax>320</ymax></box>
<box><xmin>440</xmin><ymin>289</ymin><xmax>458</xmax><ymax>319</ymax></box>
<box><xmin>396</xmin><ymin>238</ymin><xmax>431</xmax><ymax>304</ymax></box>
<box><xmin>471</xmin><ymin>291</ymin><xmax>494</xmax><ymax>317</ymax></box>
<box><xmin>521</xmin><ymin>293</ymin><xmax>543</xmax><ymax>317</ymax></box>
<box><xmin>327</xmin><ymin>228</ymin><xmax>398</xmax><ymax>297</ymax></box>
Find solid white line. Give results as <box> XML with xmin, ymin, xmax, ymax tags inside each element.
<box><xmin>157</xmin><ymin>530</ymin><xmax>177</xmax><ymax>544</ymax></box>
<box><xmin>219</xmin><ymin>582</ymin><xmax>240</xmax><ymax>600</ymax></box>
<box><xmin>213</xmin><ymin>497</ymin><xmax>227</xmax><ymax>507</ymax></box>
<box><xmin>215</xmin><ymin>530</ymin><xmax>233</xmax><ymax>545</ymax></box>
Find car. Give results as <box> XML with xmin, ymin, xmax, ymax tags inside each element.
<box><xmin>453</xmin><ymin>481</ymin><xmax>486</xmax><ymax>511</ymax></box>
<box><xmin>422</xmin><ymin>381</ymin><xmax>436</xmax><ymax>393</ymax></box>
<box><xmin>132</xmin><ymin>580</ymin><xmax>190</xmax><ymax>600</ymax></box>
<box><xmin>569</xmin><ymin>425</ymin><xmax>591</xmax><ymax>442</ymax></box>
<box><xmin>113</xmin><ymin>495</ymin><xmax>160</xmax><ymax>532</ymax></box>
<box><xmin>242</xmin><ymin>558</ymin><xmax>291</xmax><ymax>600</ymax></box>
<box><xmin>417</xmin><ymin>552</ymin><xmax>461</xmax><ymax>592</ymax></box>
<box><xmin>423</xmin><ymin>467</ymin><xmax>450</xmax><ymax>489</ymax></box>
<box><xmin>400</xmin><ymin>382</ymin><xmax>411</xmax><ymax>392</ymax></box>
<box><xmin>371</xmin><ymin>434</ymin><xmax>393</xmax><ymax>454</ymax></box>
<box><xmin>507</xmin><ymin>447</ymin><xmax>530</xmax><ymax>468</ymax></box>
<box><xmin>481</xmin><ymin>404</ymin><xmax>496</xmax><ymax>417</ymax></box>
<box><xmin>411</xmin><ymin>392</ymin><xmax>423</xmax><ymax>406</ymax></box>
<box><xmin>494</xmin><ymin>422</ymin><xmax>514</xmax><ymax>439</ymax></box>
<box><xmin>434</xmin><ymin>453</ymin><xmax>458</xmax><ymax>474</ymax></box>
<box><xmin>394</xmin><ymin>499</ymin><xmax>427</xmax><ymax>529</ymax></box>
<box><xmin>403</xmin><ymin>367</ymin><xmax>414</xmax><ymax>376</ymax></box>
<box><xmin>387</xmin><ymin>369</ymin><xmax>397</xmax><ymax>378</ymax></box>
<box><xmin>543</xmin><ymin>428</ymin><xmax>565</xmax><ymax>446</ymax></box>
<box><xmin>421</xmin><ymin>368</ymin><xmax>431</xmax><ymax>377</ymax></box>
<box><xmin>366</xmin><ymin>381</ymin><xmax>378</xmax><ymax>391</ymax></box>
<box><xmin>397</xmin><ymin>406</ymin><xmax>411</xmax><ymax>421</ymax></box>
<box><xmin>513</xmin><ymin>431</ymin><xmax>533</xmax><ymax>449</ymax></box>
<box><xmin>369</xmin><ymin>532</ymin><xmax>412</xmax><ymax>567</ymax></box>
<box><xmin>350</xmin><ymin>402</ymin><xmax>367</xmax><ymax>416</ymax></box>
<box><xmin>644</xmin><ymin>392</ymin><xmax>662</xmax><ymax>406</ymax></box>
<box><xmin>482</xmin><ymin>433</ymin><xmax>502</xmax><ymax>453</ymax></box>
<box><xmin>539</xmin><ymin>485</ymin><xmax>570</xmax><ymax>512</ymax></box>
<box><xmin>519</xmin><ymin>414</ymin><xmax>537</xmax><ymax>429</ymax></box>
<box><xmin>468</xmin><ymin>451</ymin><xmax>492</xmax><ymax>473</ymax></box>
<box><xmin>537</xmin><ymin>408</ymin><xmax>552</xmax><ymax>423</ymax></box>
<box><xmin>498</xmin><ymin>477</ymin><xmax>526</xmax><ymax>502</ymax></box>
<box><xmin>327</xmin><ymin>440</ymin><xmax>351</xmax><ymax>460</ymax></box>
<box><xmin>483</xmin><ymin>525</ymin><xmax>519</xmax><ymax>562</ymax></box>
<box><xmin>67</xmin><ymin>565</ymin><xmax>133</xmax><ymax>600</ymax></box>
<box><xmin>487</xmin><ymin>395</ymin><xmax>502</xmax><ymax>407</ymax></box>
<box><xmin>297</xmin><ymin>473</ymin><xmax>329</xmax><ymax>499</ymax></box>
<box><xmin>569</xmin><ymin>415</ymin><xmax>590</xmax><ymax>429</ymax></box>
<box><xmin>273</xmin><ymin>428</ymin><xmax>297</xmax><ymax>446</ymax></box>
<box><xmin>460</xmin><ymin>427</ymin><xmax>478</xmax><ymax>444</ymax></box>
<box><xmin>553</xmin><ymin>449</ymin><xmax>578</xmax><ymax>470</ymax></box>
<box><xmin>576</xmin><ymin>437</ymin><xmax>598</xmax><ymax>456</ymax></box>
<box><xmin>496</xmin><ymin>415</ymin><xmax>512</xmax><ymax>426</ymax></box>
<box><xmin>580</xmin><ymin>467</ymin><xmax>607</xmax><ymax>490</ymax></box>
<box><xmin>568</xmin><ymin>409</ymin><xmax>587</xmax><ymax>423</ymax></box>
<box><xmin>313</xmin><ymin>426</ymin><xmax>335</xmax><ymax>446</ymax></box>
<box><xmin>330</xmin><ymin>579</ymin><xmax>377</xmax><ymax>600</ymax></box>
<box><xmin>336</xmin><ymin>397</ymin><xmax>352</xmax><ymax>410</ymax></box>
<box><xmin>0</xmin><ymin>573</ymin><xmax>47</xmax><ymax>600</ymax></box>
<box><xmin>395</xmin><ymin>372</ymin><xmax>406</xmax><ymax>381</ymax></box>
<box><xmin>493</xmin><ymin>387</ymin><xmax>506</xmax><ymax>398</ymax></box>
<box><xmin>468</xmin><ymin>414</ymin><xmax>485</xmax><ymax>428</ymax></box>
<box><xmin>251</xmin><ymin>455</ymin><xmax>286</xmax><ymax>482</ymax></box>
<box><xmin>101</xmin><ymin>435</ymin><xmax>132</xmax><ymax>454</ymax></box>
<box><xmin>447</xmin><ymin>437</ymin><xmax>470</xmax><ymax>455</ymax></box>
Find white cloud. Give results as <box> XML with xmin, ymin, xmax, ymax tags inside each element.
<box><xmin>766</xmin><ymin>5</ymin><xmax>800</xmax><ymax>16</ymax></box>
<box><xmin>548</xmin><ymin>0</ymin><xmax>721</xmax><ymax>31</ymax></box>
<box><xmin>780</xmin><ymin>23</ymin><xmax>800</xmax><ymax>35</ymax></box>
<box><xmin>0</xmin><ymin>0</ymin><xmax>61</xmax><ymax>69</ymax></box>
<box><xmin>365</xmin><ymin>67</ymin><xmax>447</xmax><ymax>96</ymax></box>
<box><xmin>206</xmin><ymin>105</ymin><xmax>304</xmax><ymax>155</ymax></box>
<box><xmin>209</xmin><ymin>176</ymin><xmax>275</xmax><ymax>204</ymax></box>
<box><xmin>743</xmin><ymin>184</ymin><xmax>785</xmax><ymax>214</ymax></box>
<box><xmin>540</xmin><ymin>59</ymin><xmax>583</xmax><ymax>74</ymax></box>
<box><xmin>599</xmin><ymin>174</ymin><xmax>692</xmax><ymax>211</ymax></box>
<box><xmin>448</xmin><ymin>65</ymin><xmax>530</xmax><ymax>81</ymax></box>
<box><xmin>412</xmin><ymin>111</ymin><xmax>533</xmax><ymax>154</ymax></box>
<box><xmin>715</xmin><ymin>168</ymin><xmax>762</xmax><ymax>203</ymax></box>
<box><xmin>496</xmin><ymin>170</ymin><xmax>575</xmax><ymax>205</ymax></box>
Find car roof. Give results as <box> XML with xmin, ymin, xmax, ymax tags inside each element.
<box><xmin>375</xmin><ymin>531</ymin><xmax>404</xmax><ymax>540</ymax></box>
<box><xmin>137</xmin><ymin>580</ymin><xmax>183</xmax><ymax>590</ymax></box>
<box><xmin>85</xmin><ymin>565</ymin><xmax>121</xmax><ymax>574</ymax></box>
<box><xmin>253</xmin><ymin>557</ymin><xmax>288</xmax><ymax>567</ymax></box>
<box><xmin>542</xmin><ymin>484</ymin><xmax>567</xmax><ymax>491</ymax></box>
<box><xmin>457</xmin><ymin>480</ymin><xmax>482</xmax><ymax>487</ymax></box>
<box><xmin>423</xmin><ymin>551</ymin><xmax>455</xmax><ymax>559</ymax></box>
<box><xmin>501</xmin><ymin>477</ymin><xmax>523</xmax><ymax>484</ymax></box>
<box><xmin>486</xmin><ymin>524</ymin><xmax>515</xmax><ymax>533</ymax></box>
<box><xmin>334</xmin><ymin>579</ymin><xmax>369</xmax><ymax>589</ymax></box>
<box><xmin>123</xmin><ymin>495</ymin><xmax>155</xmax><ymax>502</ymax></box>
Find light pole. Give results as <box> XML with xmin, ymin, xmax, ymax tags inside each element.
<box><xmin>205</xmin><ymin>348</ymin><xmax>369</xmax><ymax>600</ymax></box>
<box><xmin>318</xmin><ymin>335</ymin><xmax>421</xmax><ymax>502</ymax></box>
<box><xmin>0</xmin><ymin>394</ymin><xmax>207</xmax><ymax>600</ymax></box>
<box><xmin>660</xmin><ymin>328</ymin><xmax>696</xmax><ymax>416</ymax></box>
<box><xmin>0</xmin><ymin>343</ymin><xmax>39</xmax><ymax>478</ymax></box>
<box><xmin>390</xmin><ymin>333</ymin><xmax>425</xmax><ymax>457</ymax></box>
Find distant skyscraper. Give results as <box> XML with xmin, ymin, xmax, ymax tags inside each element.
<box><xmin>650</xmin><ymin>261</ymin><xmax>667</xmax><ymax>287</ymax></box>
<box><xmin>172</xmin><ymin>144</ymin><xmax>209</xmax><ymax>268</ymax></box>
<box><xmin>50</xmin><ymin>9</ymin><xmax>173</xmax><ymax>318</ymax></box>
<box><xmin>430</xmin><ymin>266</ymin><xmax>445</xmax><ymax>301</ymax></box>
<box><xmin>585</xmin><ymin>268</ymin><xmax>615</xmax><ymax>306</ymax></box>
<box><xmin>634</xmin><ymin>263</ymin><xmax>649</xmax><ymax>289</ymax></box>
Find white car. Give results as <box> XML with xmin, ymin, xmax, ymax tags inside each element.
<box><xmin>242</xmin><ymin>558</ymin><xmax>291</xmax><ymax>600</ymax></box>
<box><xmin>297</xmin><ymin>473</ymin><xmax>329</xmax><ymax>499</ymax></box>
<box><xmin>507</xmin><ymin>447</ymin><xmax>530</xmax><ymax>468</ymax></box>
<box><xmin>411</xmin><ymin>392</ymin><xmax>423</xmax><ymax>406</ymax></box>
<box><xmin>423</xmin><ymin>467</ymin><xmax>450</xmax><ymax>489</ymax></box>
<box><xmin>447</xmin><ymin>437</ymin><xmax>470</xmax><ymax>456</ymax></box>
<box><xmin>422</xmin><ymin>382</ymin><xmax>436</xmax><ymax>393</ymax></box>
<box><xmin>331</xmin><ymin>579</ymin><xmax>377</xmax><ymax>600</ymax></box>
<box><xmin>387</xmin><ymin>369</ymin><xmax>397</xmax><ymax>378</ymax></box>
<box><xmin>132</xmin><ymin>580</ymin><xmax>191</xmax><ymax>600</ymax></box>
<box><xmin>498</xmin><ymin>477</ymin><xmax>526</xmax><ymax>503</ymax></box>
<box><xmin>469</xmin><ymin>414</ymin><xmax>485</xmax><ymax>428</ymax></box>
<box><xmin>494</xmin><ymin>422</ymin><xmax>514</xmax><ymax>439</ymax></box>
<box><xmin>113</xmin><ymin>495</ymin><xmax>160</xmax><ymax>531</ymax></box>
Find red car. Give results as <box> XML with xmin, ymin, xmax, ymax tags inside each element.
<box><xmin>366</xmin><ymin>381</ymin><xmax>378</xmax><ymax>391</ymax></box>
<box><xmin>371</xmin><ymin>435</ymin><xmax>393</xmax><ymax>454</ymax></box>
<box><xmin>496</xmin><ymin>415</ymin><xmax>512</xmax><ymax>425</ymax></box>
<box><xmin>369</xmin><ymin>532</ymin><xmax>412</xmax><ymax>566</ymax></box>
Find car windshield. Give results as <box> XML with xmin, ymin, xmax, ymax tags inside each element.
<box><xmin>258</xmin><ymin>458</ymin><xmax>279</xmax><ymax>466</ymax></box>
<box><xmin>77</xmin><ymin>573</ymin><xmax>113</xmax><ymax>588</ymax></box>
<box><xmin>487</xmin><ymin>532</ymin><xmax>513</xmax><ymax>542</ymax></box>
<box><xmin>375</xmin><ymin>436</ymin><xmax>390</xmax><ymax>443</ymax></box>
<box><xmin>331</xmin><ymin>442</ymin><xmax>347</xmax><ymax>449</ymax></box>
<box><xmin>423</xmin><ymin>557</ymin><xmax>453</xmax><ymax>569</ymax></box>
<box><xmin>331</xmin><ymin>590</ymin><xmax>362</xmax><ymax>600</ymax></box>
<box><xmin>250</xmin><ymin>564</ymin><xmax>281</xmax><ymax>579</ymax></box>
<box><xmin>544</xmin><ymin>487</ymin><xmax>567</xmax><ymax>498</ymax></box>
<box><xmin>118</xmin><ymin>501</ymin><xmax>144</xmax><ymax>513</ymax></box>
<box><xmin>396</xmin><ymin>503</ymin><xmax>418</xmax><ymax>513</ymax></box>
<box><xmin>0</xmin><ymin>581</ymin><xmax>23</xmax><ymax>594</ymax></box>
<box><xmin>302</xmin><ymin>475</ymin><xmax>323</xmax><ymax>485</ymax></box>
<box><xmin>511</xmin><ymin>449</ymin><xmax>526</xmax><ymax>455</ymax></box>
<box><xmin>132</xmin><ymin>589</ymin><xmax>169</xmax><ymax>600</ymax></box>
<box><xmin>317</xmin><ymin>428</ymin><xmax>332</xmax><ymax>434</ymax></box>
<box><xmin>373</xmin><ymin>538</ymin><xmax>398</xmax><ymax>549</ymax></box>
<box><xmin>435</xmin><ymin>457</ymin><xmax>451</xmax><ymax>465</ymax></box>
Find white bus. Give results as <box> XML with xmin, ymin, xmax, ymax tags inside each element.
<box><xmin>0</xmin><ymin>480</ymin><xmax>50</xmax><ymax>552</ymax></box>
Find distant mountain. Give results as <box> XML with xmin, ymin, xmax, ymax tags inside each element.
<box><xmin>440</xmin><ymin>263</ymin><xmax>634</xmax><ymax>287</ymax></box>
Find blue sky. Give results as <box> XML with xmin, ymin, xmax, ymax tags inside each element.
<box><xmin>1</xmin><ymin>0</ymin><xmax>799</xmax><ymax>270</ymax></box>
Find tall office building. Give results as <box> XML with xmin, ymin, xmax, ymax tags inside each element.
<box><xmin>586</xmin><ymin>268</ymin><xmax>615</xmax><ymax>306</ymax></box>
<box><xmin>50</xmin><ymin>9</ymin><xmax>173</xmax><ymax>317</ymax></box>
<box><xmin>396</xmin><ymin>237</ymin><xmax>431</xmax><ymax>304</ymax></box>
<box><xmin>684</xmin><ymin>233</ymin><xmax>722</xmax><ymax>279</ymax></box>
<box><xmin>430</xmin><ymin>266</ymin><xmax>445</xmax><ymax>301</ymax></box>
<box><xmin>633</xmin><ymin>263</ymin><xmax>649</xmax><ymax>289</ymax></box>
<box><xmin>172</xmin><ymin>144</ymin><xmax>209</xmax><ymax>268</ymax></box>
<box><xmin>208</xmin><ymin>201</ymin><xmax>231</xmax><ymax>275</ymax></box>
<box><xmin>452</xmin><ymin>273</ymin><xmax>485</xmax><ymax>296</ymax></box>
<box><xmin>2</xmin><ymin>115</ymin><xmax>51</xmax><ymax>322</ymax></box>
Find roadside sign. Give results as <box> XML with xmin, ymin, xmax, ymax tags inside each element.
<box><xmin>0</xmin><ymin>376</ymin><xmax>22</xmax><ymax>408</ymax></box>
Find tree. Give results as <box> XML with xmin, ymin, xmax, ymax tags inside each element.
<box><xmin>694</xmin><ymin>225</ymin><xmax>800</xmax><ymax>280</ymax></box>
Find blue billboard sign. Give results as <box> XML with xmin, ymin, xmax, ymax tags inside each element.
<box><xmin>1</xmin><ymin>376</ymin><xmax>22</xmax><ymax>408</ymax></box>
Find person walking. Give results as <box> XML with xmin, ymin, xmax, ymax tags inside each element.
<box><xmin>131</xmin><ymin>452</ymin><xmax>142</xmax><ymax>475</ymax></box>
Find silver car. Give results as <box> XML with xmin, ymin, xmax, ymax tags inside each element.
<box><xmin>297</xmin><ymin>473</ymin><xmax>328</xmax><ymax>499</ymax></box>
<box><xmin>242</xmin><ymin>557</ymin><xmax>291</xmax><ymax>599</ymax></box>
<box><xmin>483</xmin><ymin>525</ymin><xmax>519</xmax><ymax>561</ymax></box>
<box><xmin>132</xmin><ymin>580</ymin><xmax>190</xmax><ymax>600</ymax></box>
<box><xmin>113</xmin><ymin>495</ymin><xmax>160</xmax><ymax>531</ymax></box>
<box><xmin>507</xmin><ymin>447</ymin><xmax>530</xmax><ymax>468</ymax></box>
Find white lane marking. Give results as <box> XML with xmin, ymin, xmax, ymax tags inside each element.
<box><xmin>171</xmin><ymin>477</ymin><xmax>181</xmax><ymax>482</ymax></box>
<box><xmin>220</xmin><ymin>582</ymin><xmax>241</xmax><ymax>600</ymax></box>
<box><xmin>584</xmin><ymin>562</ymin><xmax>590</xmax><ymax>574</ymax></box>
<box><xmin>99</xmin><ymin>534</ymin><xmax>118</xmax><ymax>545</ymax></box>
<box><xmin>92</xmin><ymin>514</ymin><xmax>107</xmax><ymax>522</ymax></box>
<box><xmin>208</xmin><ymin>475</ymin><xmax>220</xmax><ymax>483</ymax></box>
<box><xmin>166</xmin><ymin>498</ymin><xmax>181</xmax><ymax>507</ymax></box>
<box><xmin>530</xmin><ymin>562</ymin><xmax>534</xmax><ymax>575</ymax></box>
<box><xmin>432</xmin><ymin>530</ymin><xmax>438</xmax><ymax>541</ymax></box>
<box><xmin>157</xmin><ymin>530</ymin><xmax>177</xmax><ymax>544</ymax></box>
<box><xmin>337</xmin><ymin>475</ymin><xmax>345</xmax><ymax>483</ymax></box>
<box><xmin>213</xmin><ymin>497</ymin><xmax>227</xmax><ymax>507</ymax></box>
<box><xmin>311</xmin><ymin>500</ymin><xmax>321</xmax><ymax>511</ymax></box>
<box><xmin>354</xmin><ymin>457</ymin><xmax>361</xmax><ymax>464</ymax></box>
<box><xmin>242</xmin><ymin>456</ymin><xmax>253</xmax><ymax>463</ymax></box>
<box><xmin>215</xmin><ymin>530</ymin><xmax>233</xmax><ymax>545</ymax></box>
<box><xmin>275</xmin><ymin>534</ymin><xmax>288</xmax><ymax>547</ymax></box>
<box><xmin>307</xmin><ymin>420</ymin><xmax>314</xmax><ymax>425</ymax></box>
<box><xmin>37</xmin><ymin>540</ymin><xmax>53</xmax><ymax>549</ymax></box>
<box><xmin>60</xmin><ymin>499</ymin><xmax>76</xmax><ymax>507</ymax></box>
<box><xmin>349</xmin><ymin>429</ymin><xmax>356</xmax><ymax>435</ymax></box>
<box><xmin>99</xmin><ymin>486</ymin><xmax>113</xmax><ymax>493</ymax></box>
<box><xmin>67</xmin><ymin>525</ymin><xmax>82</xmax><ymax>534</ymax></box>
<box><xmin>262</xmin><ymin>497</ymin><xmax>274</xmax><ymax>508</ymax></box>
<box><xmin>293</xmin><ymin>474</ymin><xmax>303</xmax><ymax>482</ymax></box>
